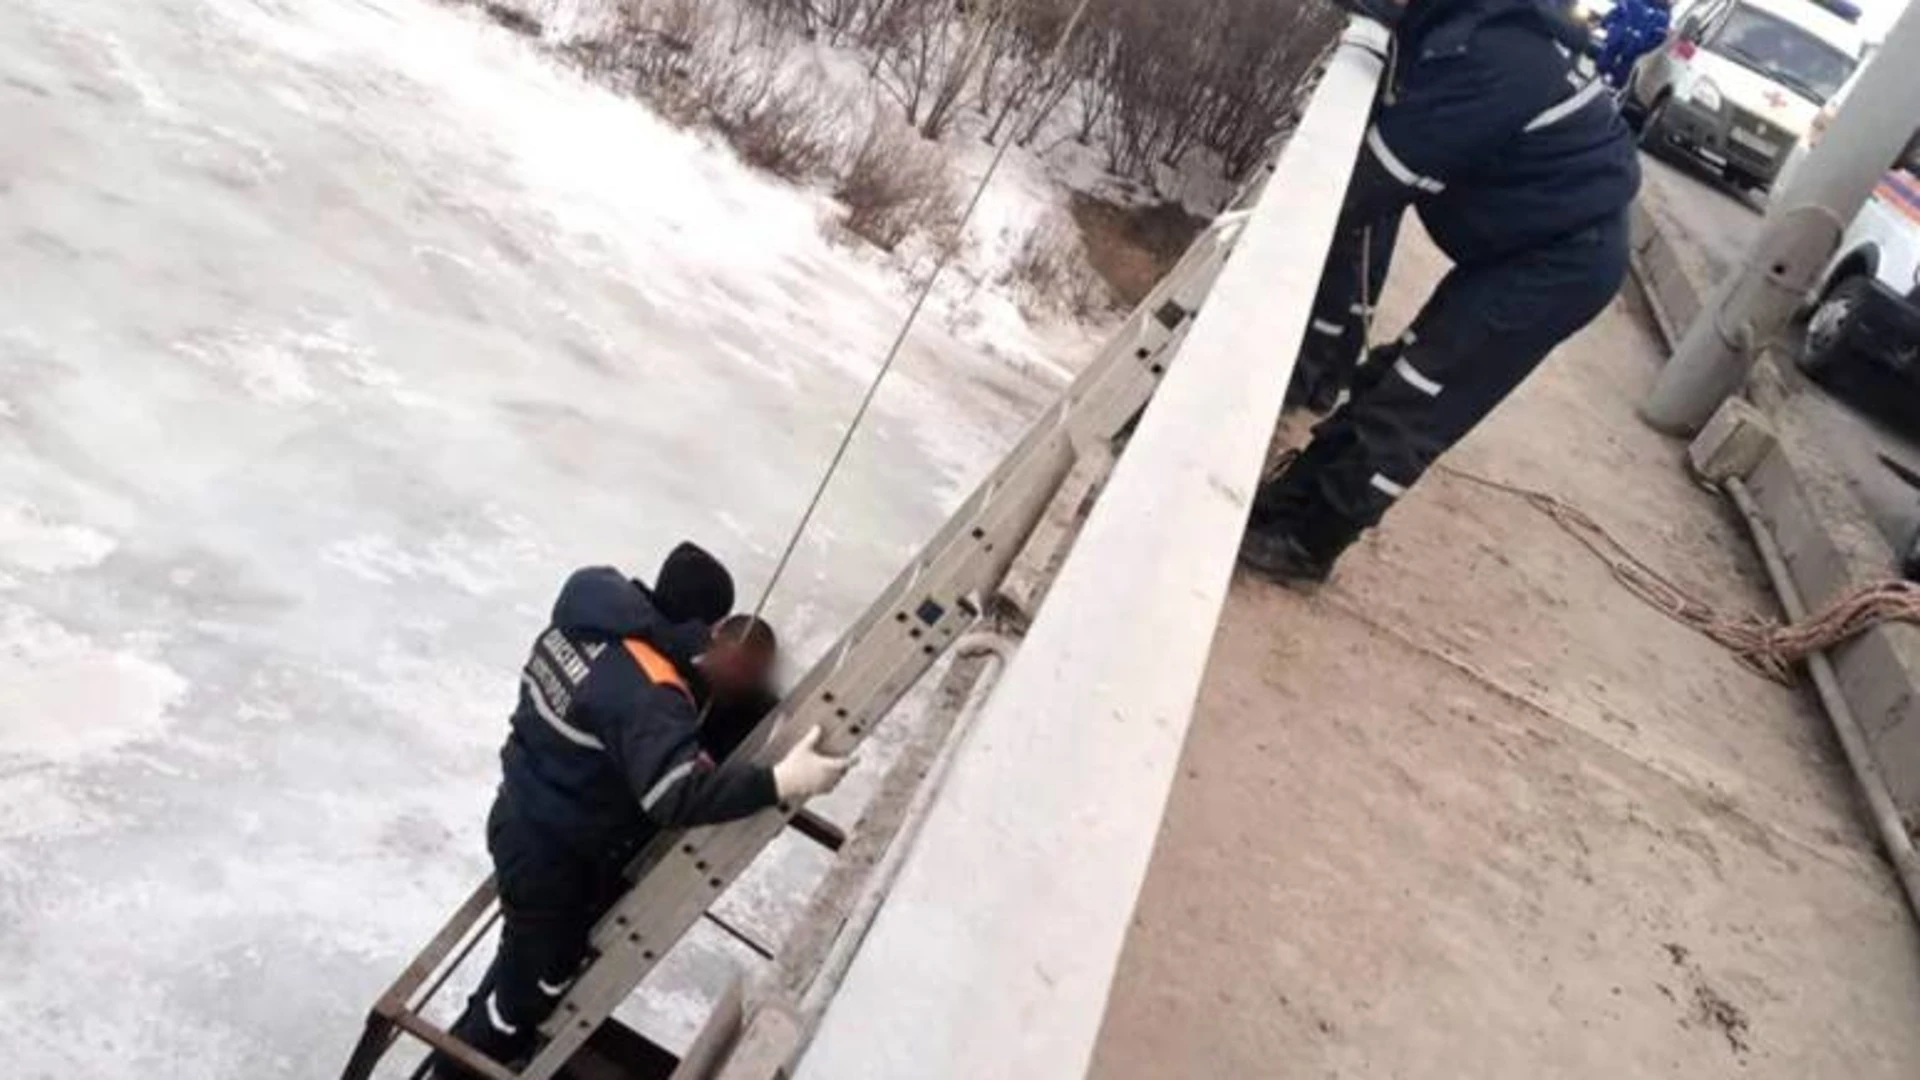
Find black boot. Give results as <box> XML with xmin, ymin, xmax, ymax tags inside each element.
<box><xmin>1284</xmin><ymin>363</ymin><xmax>1344</xmax><ymax>416</ymax></box>
<box><xmin>1239</xmin><ymin>488</ymin><xmax>1365</xmax><ymax>590</ymax></box>
<box><xmin>1238</xmin><ymin>527</ymin><xmax>1336</xmax><ymax>590</ymax></box>
<box><xmin>1285</xmin><ymin>369</ymin><xmax>1341</xmax><ymax>415</ymax></box>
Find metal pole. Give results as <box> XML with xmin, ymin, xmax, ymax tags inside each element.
<box><xmin>1639</xmin><ymin>0</ymin><xmax>1920</xmax><ymax>434</ymax></box>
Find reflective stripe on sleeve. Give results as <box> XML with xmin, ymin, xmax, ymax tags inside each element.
<box><xmin>1366</xmin><ymin>126</ymin><xmax>1445</xmax><ymax>194</ymax></box>
<box><xmin>1311</xmin><ymin>319</ymin><xmax>1344</xmax><ymax>336</ymax></box>
<box><xmin>1525</xmin><ymin>77</ymin><xmax>1608</xmax><ymax>132</ymax></box>
<box><xmin>640</xmin><ymin>759</ymin><xmax>699</xmax><ymax>813</ymax></box>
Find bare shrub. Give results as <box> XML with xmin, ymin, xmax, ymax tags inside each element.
<box><xmin>709</xmin><ymin>73</ymin><xmax>843</xmax><ymax>182</ymax></box>
<box><xmin>477</xmin><ymin>2</ymin><xmax>543</xmax><ymax>37</ymax></box>
<box><xmin>1002</xmin><ymin>212</ymin><xmax>1112</xmax><ymax>319</ymax></box>
<box><xmin>647</xmin><ymin>33</ymin><xmax>743</xmax><ymax>126</ymax></box>
<box><xmin>835</xmin><ymin>117</ymin><xmax>958</xmax><ymax>252</ymax></box>
<box><xmin>649</xmin><ymin>0</ymin><xmax>711</xmax><ymax>55</ymax></box>
<box><xmin>562</xmin><ymin>0</ymin><xmax>713</xmax><ymax>105</ymax></box>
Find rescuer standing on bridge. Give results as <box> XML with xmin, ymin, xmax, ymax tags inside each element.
<box><xmin>434</xmin><ymin>544</ymin><xmax>851</xmax><ymax>1077</ymax></box>
<box><xmin>1243</xmin><ymin>0</ymin><xmax>1641</xmax><ymax>586</ymax></box>
<box><xmin>1596</xmin><ymin>0</ymin><xmax>1672</xmax><ymax>89</ymax></box>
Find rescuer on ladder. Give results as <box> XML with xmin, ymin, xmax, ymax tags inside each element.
<box><xmin>1244</xmin><ymin>0</ymin><xmax>1641</xmax><ymax>586</ymax></box>
<box><xmin>433</xmin><ymin>543</ymin><xmax>851</xmax><ymax>1077</ymax></box>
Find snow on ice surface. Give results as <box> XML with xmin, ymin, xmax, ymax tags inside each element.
<box><xmin>0</xmin><ymin>0</ymin><xmax>1083</xmax><ymax>1074</ymax></box>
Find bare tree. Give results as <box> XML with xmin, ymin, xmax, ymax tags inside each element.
<box><xmin>869</xmin><ymin>0</ymin><xmax>1002</xmax><ymax>138</ymax></box>
<box><xmin>973</xmin><ymin>0</ymin><xmax>1080</xmax><ymax>144</ymax></box>
<box><xmin>1062</xmin><ymin>0</ymin><xmax>1340</xmax><ymax>183</ymax></box>
<box><xmin>838</xmin><ymin>115</ymin><xmax>960</xmax><ymax>249</ymax></box>
<box><xmin>575</xmin><ymin>0</ymin><xmax>1340</xmax><ymax>206</ymax></box>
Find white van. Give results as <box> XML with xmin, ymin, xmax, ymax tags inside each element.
<box><xmin>1774</xmin><ymin>42</ymin><xmax>1872</xmax><ymax>194</ymax></box>
<box><xmin>1797</xmin><ymin>130</ymin><xmax>1920</xmax><ymax>386</ymax></box>
<box><xmin>1625</xmin><ymin>0</ymin><xmax>1866</xmax><ymax>193</ymax></box>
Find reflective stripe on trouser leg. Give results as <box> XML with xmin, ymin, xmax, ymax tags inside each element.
<box><xmin>450</xmin><ymin>809</ymin><xmax>609</xmax><ymax>1071</ymax></box>
<box><xmin>1369</xmin><ymin>474</ymin><xmax>1408</xmax><ymax>499</ymax></box>
<box><xmin>486</xmin><ymin>993</ymin><xmax>520</xmax><ymax>1036</ymax></box>
<box><xmin>1293</xmin><ymin>212</ymin><xmax>1402</xmax><ymax>406</ymax></box>
<box><xmin>1305</xmin><ymin>216</ymin><xmax>1630</xmax><ymax>532</ymax></box>
<box><xmin>1392</xmin><ymin>357</ymin><xmax>1442</xmax><ymax>396</ymax></box>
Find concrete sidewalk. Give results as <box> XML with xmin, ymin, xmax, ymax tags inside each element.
<box><xmin>1628</xmin><ymin>157</ymin><xmax>1762</xmax><ymax>347</ymax></box>
<box><xmin>1088</xmin><ymin>224</ymin><xmax>1920</xmax><ymax>1077</ymax></box>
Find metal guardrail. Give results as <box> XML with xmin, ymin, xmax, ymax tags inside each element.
<box><xmin>795</xmin><ymin>20</ymin><xmax>1389</xmax><ymax>1080</ymax></box>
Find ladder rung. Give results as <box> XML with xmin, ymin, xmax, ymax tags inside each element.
<box><xmin>785</xmin><ymin>809</ymin><xmax>846</xmax><ymax>853</ymax></box>
<box><xmin>702</xmin><ymin>911</ymin><xmax>775</xmax><ymax>961</ymax></box>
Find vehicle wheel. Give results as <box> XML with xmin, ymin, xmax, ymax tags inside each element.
<box><xmin>1799</xmin><ymin>275</ymin><xmax>1870</xmax><ymax>382</ymax></box>
<box><xmin>1637</xmin><ymin>97</ymin><xmax>1670</xmax><ymax>151</ymax></box>
<box><xmin>1620</xmin><ymin>76</ymin><xmax>1648</xmax><ymax>131</ymax></box>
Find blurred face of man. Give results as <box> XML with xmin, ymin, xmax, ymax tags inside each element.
<box><xmin>701</xmin><ymin>622</ymin><xmax>777</xmax><ymax>705</ymax></box>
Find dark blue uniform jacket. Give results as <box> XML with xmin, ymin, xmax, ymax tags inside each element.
<box><xmin>1350</xmin><ymin>0</ymin><xmax>1641</xmax><ymax>266</ymax></box>
<box><xmin>498</xmin><ymin>568</ymin><xmax>779</xmax><ymax>862</ymax></box>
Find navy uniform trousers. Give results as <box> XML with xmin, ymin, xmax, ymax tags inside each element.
<box><xmin>438</xmin><ymin>798</ymin><xmax>627</xmax><ymax>1076</ymax></box>
<box><xmin>1252</xmin><ymin>211</ymin><xmax>1630</xmax><ymax>562</ymax></box>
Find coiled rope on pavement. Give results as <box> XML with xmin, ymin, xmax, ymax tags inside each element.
<box><xmin>1439</xmin><ymin>464</ymin><xmax>1920</xmax><ymax>684</ymax></box>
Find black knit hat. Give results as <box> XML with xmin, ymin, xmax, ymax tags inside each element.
<box><xmin>654</xmin><ymin>542</ymin><xmax>736</xmax><ymax>626</ymax></box>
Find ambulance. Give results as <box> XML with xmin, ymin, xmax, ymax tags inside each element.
<box><xmin>1625</xmin><ymin>0</ymin><xmax>1867</xmax><ymax>194</ymax></box>
<box><xmin>1797</xmin><ymin>131</ymin><xmax>1920</xmax><ymax>387</ymax></box>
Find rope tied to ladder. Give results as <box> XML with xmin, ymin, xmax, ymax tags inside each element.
<box><xmin>1439</xmin><ymin>464</ymin><xmax>1920</xmax><ymax>684</ymax></box>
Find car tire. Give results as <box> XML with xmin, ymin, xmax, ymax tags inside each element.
<box><xmin>1799</xmin><ymin>275</ymin><xmax>1870</xmax><ymax>383</ymax></box>
<box><xmin>1638</xmin><ymin>97</ymin><xmax>1670</xmax><ymax>151</ymax></box>
<box><xmin>1620</xmin><ymin>77</ymin><xmax>1648</xmax><ymax>131</ymax></box>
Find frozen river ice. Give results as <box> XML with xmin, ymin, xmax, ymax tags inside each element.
<box><xmin>0</xmin><ymin>0</ymin><xmax>1069</xmax><ymax>1074</ymax></box>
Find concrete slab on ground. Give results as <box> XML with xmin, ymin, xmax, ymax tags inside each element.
<box><xmin>1089</xmin><ymin>222</ymin><xmax>1920</xmax><ymax>1078</ymax></box>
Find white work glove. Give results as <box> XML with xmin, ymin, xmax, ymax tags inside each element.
<box><xmin>772</xmin><ymin>726</ymin><xmax>853</xmax><ymax>802</ymax></box>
